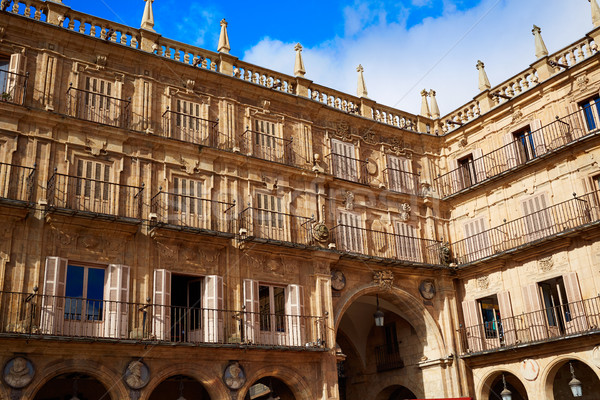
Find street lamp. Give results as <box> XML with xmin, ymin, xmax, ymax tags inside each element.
<box><xmin>569</xmin><ymin>363</ymin><xmax>583</xmax><ymax>397</ymax></box>
<box><xmin>373</xmin><ymin>295</ymin><xmax>384</xmax><ymax>327</ymax></box>
<box><xmin>500</xmin><ymin>374</ymin><xmax>512</xmax><ymax>400</ymax></box>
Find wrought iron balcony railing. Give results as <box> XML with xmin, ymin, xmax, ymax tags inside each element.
<box><xmin>238</xmin><ymin>207</ymin><xmax>318</xmax><ymax>246</ymax></box>
<box><xmin>150</xmin><ymin>190</ymin><xmax>236</xmax><ymax>234</ymax></box>
<box><xmin>330</xmin><ymin>224</ymin><xmax>444</xmax><ymax>265</ymax></box>
<box><xmin>0</xmin><ymin>291</ymin><xmax>327</xmax><ymax>349</ymax></box>
<box><xmin>436</xmin><ymin>108</ymin><xmax>600</xmax><ymax>197</ymax></box>
<box><xmin>240</xmin><ymin>129</ymin><xmax>295</xmax><ymax>166</ymax></box>
<box><xmin>160</xmin><ymin>109</ymin><xmax>227</xmax><ymax>148</ymax></box>
<box><xmin>0</xmin><ymin>69</ymin><xmax>28</xmax><ymax>105</ymax></box>
<box><xmin>384</xmin><ymin>168</ymin><xmax>421</xmax><ymax>196</ymax></box>
<box><xmin>66</xmin><ymin>85</ymin><xmax>130</xmax><ymax>129</ymax></box>
<box><xmin>46</xmin><ymin>171</ymin><xmax>144</xmax><ymax>220</ymax></box>
<box><xmin>374</xmin><ymin>342</ymin><xmax>404</xmax><ymax>372</ymax></box>
<box><xmin>458</xmin><ymin>296</ymin><xmax>600</xmax><ymax>355</ymax></box>
<box><xmin>325</xmin><ymin>153</ymin><xmax>369</xmax><ymax>185</ymax></box>
<box><xmin>0</xmin><ymin>162</ymin><xmax>35</xmax><ymax>204</ymax></box>
<box><xmin>451</xmin><ymin>190</ymin><xmax>600</xmax><ymax>265</ymax></box>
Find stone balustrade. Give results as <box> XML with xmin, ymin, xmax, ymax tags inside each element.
<box><xmin>308</xmin><ymin>83</ymin><xmax>360</xmax><ymax>113</ymax></box>
<box><xmin>232</xmin><ymin>60</ymin><xmax>295</xmax><ymax>93</ymax></box>
<box><xmin>59</xmin><ymin>12</ymin><xmax>140</xmax><ymax>49</ymax></box>
<box><xmin>441</xmin><ymin>100</ymin><xmax>480</xmax><ymax>133</ymax></box>
<box><xmin>372</xmin><ymin>103</ymin><xmax>421</xmax><ymax>131</ymax></box>
<box><xmin>550</xmin><ymin>36</ymin><xmax>597</xmax><ymax>67</ymax></box>
<box><xmin>7</xmin><ymin>0</ymin><xmax>46</xmax><ymax>21</ymax></box>
<box><xmin>156</xmin><ymin>37</ymin><xmax>220</xmax><ymax>71</ymax></box>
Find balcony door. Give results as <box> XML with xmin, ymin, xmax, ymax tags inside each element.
<box><xmin>387</xmin><ymin>155</ymin><xmax>415</xmax><ymax>194</ymax></box>
<box><xmin>337</xmin><ymin>211</ymin><xmax>364</xmax><ymax>253</ymax></box>
<box><xmin>72</xmin><ymin>159</ymin><xmax>112</xmax><ymax>214</ymax></box>
<box><xmin>170</xmin><ymin>177</ymin><xmax>205</xmax><ymax>228</ymax></box>
<box><xmin>579</xmin><ymin>96</ymin><xmax>600</xmax><ymax>132</ymax></box>
<box><xmin>82</xmin><ymin>76</ymin><xmax>119</xmax><ymax>125</ymax></box>
<box><xmin>255</xmin><ymin>193</ymin><xmax>285</xmax><ymax>240</ymax></box>
<box><xmin>394</xmin><ymin>222</ymin><xmax>422</xmax><ymax>262</ymax></box>
<box><xmin>173</xmin><ymin>99</ymin><xmax>208</xmax><ymax>143</ymax></box>
<box><xmin>331</xmin><ymin>139</ymin><xmax>358</xmax><ymax>181</ymax></box>
<box><xmin>254</xmin><ymin>119</ymin><xmax>283</xmax><ymax>162</ymax></box>
<box><xmin>170</xmin><ymin>275</ymin><xmax>203</xmax><ymax>343</ymax></box>
<box><xmin>521</xmin><ymin>193</ymin><xmax>553</xmax><ymax>241</ymax></box>
<box><xmin>462</xmin><ymin>217</ymin><xmax>491</xmax><ymax>262</ymax></box>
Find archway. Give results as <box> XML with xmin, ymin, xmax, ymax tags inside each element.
<box><xmin>244</xmin><ymin>377</ymin><xmax>295</xmax><ymax>400</ymax></box>
<box><xmin>375</xmin><ymin>385</ymin><xmax>417</xmax><ymax>400</ymax></box>
<box><xmin>148</xmin><ymin>375</ymin><xmax>211</xmax><ymax>399</ymax></box>
<box><xmin>486</xmin><ymin>372</ymin><xmax>528</xmax><ymax>400</ymax></box>
<box><xmin>549</xmin><ymin>359</ymin><xmax>600</xmax><ymax>399</ymax></box>
<box><xmin>34</xmin><ymin>373</ymin><xmax>111</xmax><ymax>400</ymax></box>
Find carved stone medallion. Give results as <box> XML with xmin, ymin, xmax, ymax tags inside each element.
<box><xmin>223</xmin><ymin>362</ymin><xmax>246</xmax><ymax>390</ymax></box>
<box><xmin>476</xmin><ymin>276</ymin><xmax>489</xmax><ymax>290</ymax></box>
<box><xmin>124</xmin><ymin>360</ymin><xmax>150</xmax><ymax>390</ymax></box>
<box><xmin>538</xmin><ymin>256</ymin><xmax>553</xmax><ymax>272</ymax></box>
<box><xmin>520</xmin><ymin>359</ymin><xmax>540</xmax><ymax>381</ymax></box>
<box><xmin>419</xmin><ymin>280</ymin><xmax>436</xmax><ymax>300</ymax></box>
<box><xmin>331</xmin><ymin>269</ymin><xmax>346</xmax><ymax>291</ymax></box>
<box><xmin>373</xmin><ymin>270</ymin><xmax>394</xmax><ymax>290</ymax></box>
<box><xmin>312</xmin><ymin>222</ymin><xmax>330</xmax><ymax>243</ymax></box>
<box><xmin>3</xmin><ymin>357</ymin><xmax>34</xmax><ymax>389</ymax></box>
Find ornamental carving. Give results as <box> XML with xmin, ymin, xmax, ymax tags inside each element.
<box><xmin>476</xmin><ymin>275</ymin><xmax>489</xmax><ymax>290</ymax></box>
<box><xmin>344</xmin><ymin>191</ymin><xmax>355</xmax><ymax>211</ymax></box>
<box><xmin>223</xmin><ymin>362</ymin><xmax>246</xmax><ymax>390</ymax></box>
<box><xmin>538</xmin><ymin>256</ymin><xmax>554</xmax><ymax>272</ymax></box>
<box><xmin>419</xmin><ymin>280</ymin><xmax>436</xmax><ymax>300</ymax></box>
<box><xmin>85</xmin><ymin>136</ymin><xmax>108</xmax><ymax>156</ymax></box>
<box><xmin>389</xmin><ymin>137</ymin><xmax>405</xmax><ymax>155</ymax></box>
<box><xmin>312</xmin><ymin>222</ymin><xmax>330</xmax><ymax>243</ymax></box>
<box><xmin>335</xmin><ymin>121</ymin><xmax>352</xmax><ymax>141</ymax></box>
<box><xmin>512</xmin><ymin>109</ymin><xmax>523</xmax><ymax>123</ymax></box>
<box><xmin>360</xmin><ymin>128</ymin><xmax>377</xmax><ymax>145</ymax></box>
<box><xmin>373</xmin><ymin>270</ymin><xmax>394</xmax><ymax>290</ymax></box>
<box><xmin>124</xmin><ymin>360</ymin><xmax>150</xmax><ymax>390</ymax></box>
<box><xmin>180</xmin><ymin>155</ymin><xmax>200</xmax><ymax>175</ymax></box>
<box><xmin>400</xmin><ymin>203</ymin><xmax>411</xmax><ymax>221</ymax></box>
<box><xmin>520</xmin><ymin>359</ymin><xmax>540</xmax><ymax>381</ymax></box>
<box><xmin>3</xmin><ymin>357</ymin><xmax>34</xmax><ymax>389</ymax></box>
<box><xmin>576</xmin><ymin>74</ymin><xmax>589</xmax><ymax>92</ymax></box>
<box><xmin>331</xmin><ymin>269</ymin><xmax>346</xmax><ymax>291</ymax></box>
<box><xmin>79</xmin><ymin>235</ymin><xmax>100</xmax><ymax>250</ymax></box>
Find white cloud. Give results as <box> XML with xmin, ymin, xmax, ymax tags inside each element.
<box><xmin>242</xmin><ymin>0</ymin><xmax>593</xmax><ymax>116</ymax></box>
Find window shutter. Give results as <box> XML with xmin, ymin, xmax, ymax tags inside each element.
<box><xmin>243</xmin><ymin>279</ymin><xmax>259</xmax><ymax>343</ymax></box>
<box><xmin>530</xmin><ymin>119</ymin><xmax>547</xmax><ymax>156</ymax></box>
<box><xmin>462</xmin><ymin>218</ymin><xmax>490</xmax><ymax>263</ymax></box>
<box><xmin>521</xmin><ymin>283</ymin><xmax>547</xmax><ymax>340</ymax></box>
<box><xmin>563</xmin><ymin>272</ymin><xmax>588</xmax><ymax>331</ymax></box>
<box><xmin>41</xmin><ymin>257</ymin><xmax>68</xmax><ymax>335</ymax></box>
<box><xmin>152</xmin><ymin>269</ymin><xmax>171</xmax><ymax>341</ymax></box>
<box><xmin>7</xmin><ymin>53</ymin><xmax>25</xmax><ymax>102</ymax></box>
<box><xmin>338</xmin><ymin>211</ymin><xmax>363</xmax><ymax>253</ymax></box>
<box><xmin>331</xmin><ymin>139</ymin><xmax>357</xmax><ymax>181</ymax></box>
<box><xmin>448</xmin><ymin>158</ymin><xmax>462</xmax><ymax>193</ymax></box>
<box><xmin>521</xmin><ymin>193</ymin><xmax>553</xmax><ymax>240</ymax></box>
<box><xmin>472</xmin><ymin>148</ymin><xmax>487</xmax><ymax>182</ymax></box>
<box><xmin>103</xmin><ymin>264</ymin><xmax>130</xmax><ymax>338</ymax></box>
<box><xmin>394</xmin><ymin>222</ymin><xmax>421</xmax><ymax>262</ymax></box>
<box><xmin>503</xmin><ymin>133</ymin><xmax>519</xmax><ymax>169</ymax></box>
<box><xmin>202</xmin><ymin>275</ymin><xmax>224</xmax><ymax>343</ymax></box>
<box><xmin>285</xmin><ymin>284</ymin><xmax>305</xmax><ymax>346</ymax></box>
<box><xmin>497</xmin><ymin>291</ymin><xmax>516</xmax><ymax>346</ymax></box>
<box><xmin>461</xmin><ymin>300</ymin><xmax>483</xmax><ymax>353</ymax></box>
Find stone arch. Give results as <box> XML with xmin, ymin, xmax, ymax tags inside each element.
<box><xmin>477</xmin><ymin>369</ymin><xmax>529</xmax><ymax>400</ymax></box>
<box><xmin>239</xmin><ymin>364</ymin><xmax>313</xmax><ymax>400</ymax></box>
<box><xmin>333</xmin><ymin>283</ymin><xmax>447</xmax><ymax>358</ymax></box>
<box><xmin>140</xmin><ymin>363</ymin><xmax>228</xmax><ymax>400</ymax></box>
<box><xmin>24</xmin><ymin>358</ymin><xmax>127</xmax><ymax>400</ymax></box>
<box><xmin>374</xmin><ymin>384</ymin><xmax>419</xmax><ymax>400</ymax></box>
<box><xmin>542</xmin><ymin>356</ymin><xmax>600</xmax><ymax>399</ymax></box>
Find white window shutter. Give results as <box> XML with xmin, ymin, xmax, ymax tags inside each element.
<box><xmin>563</xmin><ymin>272</ymin><xmax>588</xmax><ymax>331</ymax></box>
<box><xmin>497</xmin><ymin>291</ymin><xmax>516</xmax><ymax>346</ymax></box>
<box><xmin>103</xmin><ymin>264</ymin><xmax>130</xmax><ymax>339</ymax></box>
<box><xmin>395</xmin><ymin>222</ymin><xmax>421</xmax><ymax>262</ymax></box>
<box><xmin>7</xmin><ymin>53</ymin><xmax>25</xmax><ymax>101</ymax></box>
<box><xmin>41</xmin><ymin>257</ymin><xmax>68</xmax><ymax>335</ymax></box>
<box><xmin>202</xmin><ymin>275</ymin><xmax>224</xmax><ymax>343</ymax></box>
<box><xmin>285</xmin><ymin>284</ymin><xmax>305</xmax><ymax>346</ymax></box>
<box><xmin>449</xmin><ymin>158</ymin><xmax>462</xmax><ymax>193</ymax></box>
<box><xmin>530</xmin><ymin>119</ymin><xmax>547</xmax><ymax>155</ymax></box>
<box><xmin>503</xmin><ymin>133</ymin><xmax>519</xmax><ymax>169</ymax></box>
<box><xmin>521</xmin><ymin>283</ymin><xmax>547</xmax><ymax>340</ymax></box>
<box><xmin>461</xmin><ymin>300</ymin><xmax>483</xmax><ymax>353</ymax></box>
<box><xmin>472</xmin><ymin>148</ymin><xmax>487</xmax><ymax>182</ymax></box>
<box><xmin>152</xmin><ymin>269</ymin><xmax>171</xmax><ymax>341</ymax></box>
<box><xmin>243</xmin><ymin>279</ymin><xmax>259</xmax><ymax>343</ymax></box>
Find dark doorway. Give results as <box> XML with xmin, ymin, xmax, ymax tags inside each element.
<box><xmin>34</xmin><ymin>373</ymin><xmax>109</xmax><ymax>400</ymax></box>
<box><xmin>149</xmin><ymin>374</ymin><xmax>210</xmax><ymax>400</ymax></box>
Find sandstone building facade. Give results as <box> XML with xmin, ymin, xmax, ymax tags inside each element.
<box><xmin>1</xmin><ymin>1</ymin><xmax>600</xmax><ymax>399</ymax></box>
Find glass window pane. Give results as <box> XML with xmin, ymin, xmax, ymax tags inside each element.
<box><xmin>86</xmin><ymin>268</ymin><xmax>105</xmax><ymax>300</ymax></box>
<box><xmin>65</xmin><ymin>266</ymin><xmax>84</xmax><ymax>298</ymax></box>
<box><xmin>259</xmin><ymin>285</ymin><xmax>270</xmax><ymax>331</ymax></box>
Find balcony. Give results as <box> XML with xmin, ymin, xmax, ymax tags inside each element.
<box><xmin>0</xmin><ymin>291</ymin><xmax>327</xmax><ymax>350</ymax></box>
<box><xmin>66</xmin><ymin>85</ymin><xmax>130</xmax><ymax>129</ymax></box>
<box><xmin>325</xmin><ymin>152</ymin><xmax>369</xmax><ymax>185</ymax></box>
<box><xmin>451</xmin><ymin>190</ymin><xmax>600</xmax><ymax>265</ymax></box>
<box><xmin>0</xmin><ymin>162</ymin><xmax>35</xmax><ymax>204</ymax></box>
<box><xmin>458</xmin><ymin>296</ymin><xmax>600</xmax><ymax>356</ymax></box>
<box><xmin>240</xmin><ymin>129</ymin><xmax>295</xmax><ymax>166</ymax></box>
<box><xmin>160</xmin><ymin>109</ymin><xmax>227</xmax><ymax>148</ymax></box>
<box><xmin>375</xmin><ymin>342</ymin><xmax>404</xmax><ymax>372</ymax></box>
<box><xmin>330</xmin><ymin>224</ymin><xmax>444</xmax><ymax>265</ymax></box>
<box><xmin>0</xmin><ymin>69</ymin><xmax>28</xmax><ymax>106</ymax></box>
<box><xmin>436</xmin><ymin>108</ymin><xmax>600</xmax><ymax>198</ymax></box>
<box><xmin>150</xmin><ymin>190</ymin><xmax>236</xmax><ymax>235</ymax></box>
<box><xmin>384</xmin><ymin>167</ymin><xmax>421</xmax><ymax>196</ymax></box>
<box><xmin>238</xmin><ymin>207</ymin><xmax>317</xmax><ymax>246</ymax></box>
<box><xmin>46</xmin><ymin>171</ymin><xmax>144</xmax><ymax>221</ymax></box>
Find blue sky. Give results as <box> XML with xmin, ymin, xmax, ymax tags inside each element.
<box><xmin>64</xmin><ymin>0</ymin><xmax>594</xmax><ymax>115</ymax></box>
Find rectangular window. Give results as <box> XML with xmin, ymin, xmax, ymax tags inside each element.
<box><xmin>478</xmin><ymin>295</ymin><xmax>501</xmax><ymax>339</ymax></box>
<box><xmin>331</xmin><ymin>139</ymin><xmax>358</xmax><ymax>181</ymax></box>
<box><xmin>387</xmin><ymin>155</ymin><xmax>416</xmax><ymax>194</ymax></box>
<box><xmin>579</xmin><ymin>96</ymin><xmax>600</xmax><ymax>131</ymax></box>
<box><xmin>170</xmin><ymin>177</ymin><xmax>204</xmax><ymax>227</ymax></box>
<box><xmin>170</xmin><ymin>275</ymin><xmax>203</xmax><ymax>343</ymax></box>
<box><xmin>72</xmin><ymin>159</ymin><xmax>111</xmax><ymax>214</ymax></box>
<box><xmin>256</xmin><ymin>193</ymin><xmax>284</xmax><ymax>235</ymax></box>
<box><xmin>259</xmin><ymin>285</ymin><xmax>286</xmax><ymax>333</ymax></box>
<box><xmin>64</xmin><ymin>265</ymin><xmax>105</xmax><ymax>322</ymax></box>
<box><xmin>521</xmin><ymin>193</ymin><xmax>553</xmax><ymax>240</ymax></box>
<box><xmin>0</xmin><ymin>56</ymin><xmax>9</xmax><ymax>98</ymax></box>
<box><xmin>174</xmin><ymin>99</ymin><xmax>207</xmax><ymax>142</ymax></box>
<box><xmin>538</xmin><ymin>276</ymin><xmax>570</xmax><ymax>334</ymax></box>
<box><xmin>457</xmin><ymin>154</ymin><xmax>475</xmax><ymax>189</ymax></box>
<box><xmin>463</xmin><ymin>217</ymin><xmax>491</xmax><ymax>262</ymax></box>
<box><xmin>513</xmin><ymin>125</ymin><xmax>535</xmax><ymax>162</ymax></box>
<box><xmin>337</xmin><ymin>211</ymin><xmax>364</xmax><ymax>253</ymax></box>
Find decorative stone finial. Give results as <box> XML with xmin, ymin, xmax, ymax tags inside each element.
<box><xmin>141</xmin><ymin>0</ymin><xmax>155</xmax><ymax>32</ymax></box>
<box><xmin>420</xmin><ymin>89</ymin><xmax>430</xmax><ymax>118</ymax></box>
<box><xmin>592</xmin><ymin>0</ymin><xmax>600</xmax><ymax>28</ymax></box>
<box><xmin>476</xmin><ymin>60</ymin><xmax>491</xmax><ymax>92</ymax></box>
<box><xmin>218</xmin><ymin>19</ymin><xmax>231</xmax><ymax>54</ymax></box>
<box><xmin>429</xmin><ymin>89</ymin><xmax>440</xmax><ymax>119</ymax></box>
<box><xmin>532</xmin><ymin>25</ymin><xmax>548</xmax><ymax>59</ymax></box>
<box><xmin>357</xmin><ymin>64</ymin><xmax>368</xmax><ymax>98</ymax></box>
<box><xmin>294</xmin><ymin>43</ymin><xmax>306</xmax><ymax>77</ymax></box>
